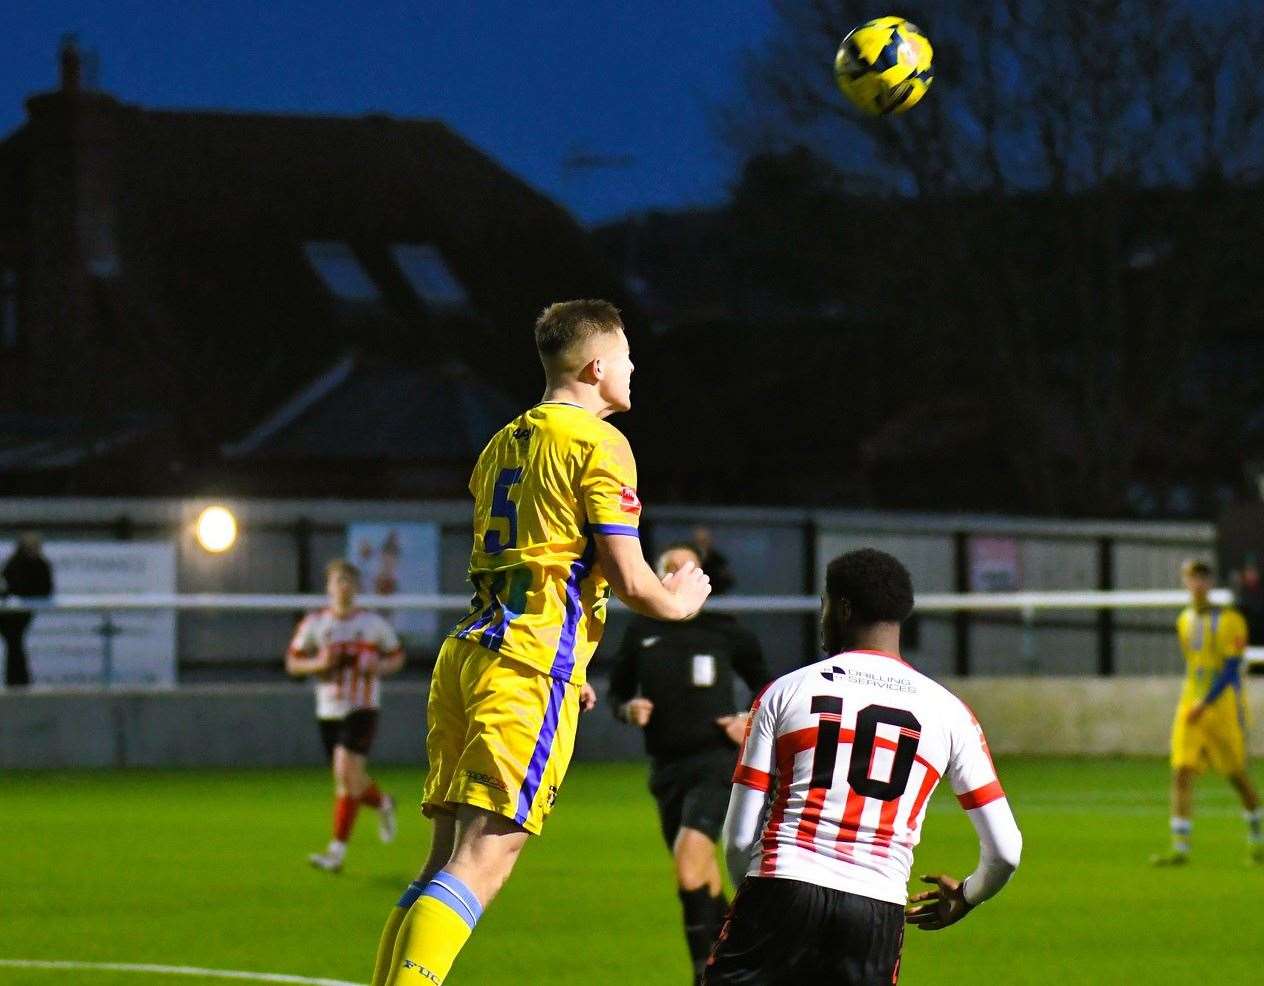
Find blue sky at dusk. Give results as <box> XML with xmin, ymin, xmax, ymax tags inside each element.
<box><xmin>0</xmin><ymin>1</ymin><xmax>775</xmax><ymax>225</ymax></box>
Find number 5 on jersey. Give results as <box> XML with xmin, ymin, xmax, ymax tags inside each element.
<box><xmin>484</xmin><ymin>467</ymin><xmax>524</xmax><ymax>555</ymax></box>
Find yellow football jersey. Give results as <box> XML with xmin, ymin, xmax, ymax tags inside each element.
<box><xmin>449</xmin><ymin>402</ymin><xmax>641</xmax><ymax>685</ymax></box>
<box><xmin>1176</xmin><ymin>605</ymin><xmax>1248</xmax><ymax>705</ymax></box>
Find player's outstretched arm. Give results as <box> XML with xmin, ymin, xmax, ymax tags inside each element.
<box><xmin>961</xmin><ymin>797</ymin><xmax>1022</xmax><ymax>904</ymax></box>
<box><xmin>595</xmin><ymin>533</ymin><xmax>710</xmax><ymax>621</ymax></box>
<box><xmin>907</xmin><ymin>798</ymin><xmax>1022</xmax><ymax>930</ymax></box>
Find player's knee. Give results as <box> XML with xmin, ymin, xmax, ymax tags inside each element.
<box><xmin>673</xmin><ymin>832</ymin><xmax>718</xmax><ymax>890</ymax></box>
<box><xmin>445</xmin><ymin>851</ymin><xmax>521</xmax><ymax>906</ymax></box>
<box><xmin>448</xmin><ymin>808</ymin><xmax>529</xmax><ymax>893</ymax></box>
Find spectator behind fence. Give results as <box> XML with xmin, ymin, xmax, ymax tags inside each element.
<box><xmin>1</xmin><ymin>533</ymin><xmax>54</xmax><ymax>687</ymax></box>
<box><xmin>691</xmin><ymin>526</ymin><xmax>735</xmax><ymax>596</ymax></box>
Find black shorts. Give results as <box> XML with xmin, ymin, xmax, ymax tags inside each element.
<box><xmin>318</xmin><ymin>709</ymin><xmax>379</xmax><ymax>759</ymax></box>
<box><xmin>704</xmin><ymin>877</ymin><xmax>905</xmax><ymax>986</ymax></box>
<box><xmin>648</xmin><ymin>748</ymin><xmax>735</xmax><ymax>848</ymax></box>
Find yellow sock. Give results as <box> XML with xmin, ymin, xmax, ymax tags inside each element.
<box><xmin>370</xmin><ymin>904</ymin><xmax>408</xmax><ymax>986</ymax></box>
<box><xmin>384</xmin><ymin>873</ymin><xmax>483</xmax><ymax>985</ymax></box>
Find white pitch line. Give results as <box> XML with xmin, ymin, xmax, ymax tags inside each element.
<box><xmin>0</xmin><ymin>959</ymin><xmax>362</xmax><ymax>986</ymax></box>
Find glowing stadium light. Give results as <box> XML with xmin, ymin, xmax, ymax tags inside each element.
<box><xmin>195</xmin><ymin>506</ymin><xmax>238</xmax><ymax>553</ymax></box>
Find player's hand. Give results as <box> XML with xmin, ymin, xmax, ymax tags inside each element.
<box><xmin>580</xmin><ymin>682</ymin><xmax>598</xmax><ymax>713</ymax></box>
<box><xmin>661</xmin><ymin>560</ymin><xmax>711</xmax><ymax>619</ymax></box>
<box><xmin>716</xmin><ymin>712</ymin><xmax>750</xmax><ymax>746</ymax></box>
<box><xmin>311</xmin><ymin>647</ymin><xmax>338</xmax><ymax>673</ymax></box>
<box><xmin>1186</xmin><ymin>702</ymin><xmax>1207</xmax><ymax>724</ymax></box>
<box><xmin>906</xmin><ymin>874</ymin><xmax>973</xmax><ymax>931</ymax></box>
<box><xmin>622</xmin><ymin>697</ymin><xmax>654</xmax><ymax>726</ymax></box>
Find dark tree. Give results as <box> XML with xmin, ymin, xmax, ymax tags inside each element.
<box><xmin>730</xmin><ymin>0</ymin><xmax>1264</xmax><ymax>514</ymax></box>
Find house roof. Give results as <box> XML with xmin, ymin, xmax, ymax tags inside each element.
<box><xmin>0</xmin><ymin>76</ymin><xmax>638</xmax><ymax>488</ymax></box>
<box><xmin>223</xmin><ymin>353</ymin><xmax>517</xmax><ymax>462</ymax></box>
<box><xmin>0</xmin><ymin>411</ymin><xmax>162</xmax><ymax>472</ymax></box>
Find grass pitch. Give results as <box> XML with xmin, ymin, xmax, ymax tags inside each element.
<box><xmin>1</xmin><ymin>758</ymin><xmax>1256</xmax><ymax>985</ymax></box>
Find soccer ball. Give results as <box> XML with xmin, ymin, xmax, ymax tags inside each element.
<box><xmin>834</xmin><ymin>16</ymin><xmax>934</xmax><ymax>116</ymax></box>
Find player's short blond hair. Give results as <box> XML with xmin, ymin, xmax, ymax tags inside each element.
<box><xmin>534</xmin><ymin>300</ymin><xmax>623</xmax><ymax>369</ymax></box>
<box><xmin>325</xmin><ymin>559</ymin><xmax>361</xmax><ymax>583</ymax></box>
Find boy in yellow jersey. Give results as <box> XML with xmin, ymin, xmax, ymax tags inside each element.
<box><xmin>370</xmin><ymin>299</ymin><xmax>712</xmax><ymax>985</ymax></box>
<box><xmin>1152</xmin><ymin>559</ymin><xmax>1262</xmax><ymax>866</ymax></box>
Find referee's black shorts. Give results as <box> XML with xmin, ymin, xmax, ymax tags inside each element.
<box><xmin>704</xmin><ymin>876</ymin><xmax>905</xmax><ymax>986</ymax></box>
<box><xmin>648</xmin><ymin>748</ymin><xmax>735</xmax><ymax>847</ymax></box>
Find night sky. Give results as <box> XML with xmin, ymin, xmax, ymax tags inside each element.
<box><xmin>0</xmin><ymin>1</ymin><xmax>775</xmax><ymax>225</ymax></box>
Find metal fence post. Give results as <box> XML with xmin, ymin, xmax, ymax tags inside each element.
<box><xmin>954</xmin><ymin>531</ymin><xmax>970</xmax><ymax>676</ymax></box>
<box><xmin>803</xmin><ymin>515</ymin><xmax>818</xmax><ymax>666</ymax></box>
<box><xmin>99</xmin><ymin>610</ymin><xmax>119</xmax><ymax>686</ymax></box>
<box><xmin>295</xmin><ymin>516</ymin><xmax>313</xmax><ymax>592</ymax></box>
<box><xmin>1097</xmin><ymin>536</ymin><xmax>1115</xmax><ymax>676</ymax></box>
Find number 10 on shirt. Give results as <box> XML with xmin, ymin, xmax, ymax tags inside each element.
<box><xmin>810</xmin><ymin>697</ymin><xmax>923</xmax><ymax>802</ymax></box>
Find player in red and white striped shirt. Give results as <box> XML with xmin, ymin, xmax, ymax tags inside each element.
<box><xmin>287</xmin><ymin>559</ymin><xmax>406</xmax><ymax>873</ymax></box>
<box><xmin>707</xmin><ymin>548</ymin><xmax>1022</xmax><ymax>985</ymax></box>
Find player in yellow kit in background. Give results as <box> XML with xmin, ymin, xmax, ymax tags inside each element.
<box><xmin>1152</xmin><ymin>559</ymin><xmax>1263</xmax><ymax>866</ymax></box>
<box><xmin>370</xmin><ymin>300</ymin><xmax>712</xmax><ymax>985</ymax></box>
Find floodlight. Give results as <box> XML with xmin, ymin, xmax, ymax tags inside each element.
<box><xmin>195</xmin><ymin>505</ymin><xmax>238</xmax><ymax>553</ymax></box>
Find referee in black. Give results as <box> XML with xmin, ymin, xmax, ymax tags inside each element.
<box><xmin>608</xmin><ymin>541</ymin><xmax>771</xmax><ymax>986</ymax></box>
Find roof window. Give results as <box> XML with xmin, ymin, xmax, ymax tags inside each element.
<box><xmin>391</xmin><ymin>243</ymin><xmax>469</xmax><ymax>310</ymax></box>
<box><xmin>303</xmin><ymin>241</ymin><xmax>380</xmax><ymax>302</ymax></box>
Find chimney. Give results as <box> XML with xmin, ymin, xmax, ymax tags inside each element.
<box><xmin>60</xmin><ymin>34</ymin><xmax>81</xmax><ymax>95</ymax></box>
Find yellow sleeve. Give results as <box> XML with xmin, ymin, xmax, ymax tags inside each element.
<box><xmin>580</xmin><ymin>432</ymin><xmax>641</xmax><ymax>537</ymax></box>
<box><xmin>1219</xmin><ymin>610</ymin><xmax>1248</xmax><ymax>658</ymax></box>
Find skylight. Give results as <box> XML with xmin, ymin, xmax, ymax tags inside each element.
<box><xmin>303</xmin><ymin>241</ymin><xmax>380</xmax><ymax>303</ymax></box>
<box><xmin>391</xmin><ymin>243</ymin><xmax>470</xmax><ymax>310</ymax></box>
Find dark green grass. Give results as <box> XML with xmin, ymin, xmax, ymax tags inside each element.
<box><xmin>1</xmin><ymin>758</ymin><xmax>1259</xmax><ymax>985</ymax></box>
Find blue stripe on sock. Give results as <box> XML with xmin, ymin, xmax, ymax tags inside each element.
<box><xmin>397</xmin><ymin>881</ymin><xmax>426</xmax><ymax>909</ymax></box>
<box><xmin>422</xmin><ymin>872</ymin><xmax>484</xmax><ymax>930</ymax></box>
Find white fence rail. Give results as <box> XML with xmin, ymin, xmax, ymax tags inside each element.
<box><xmin>0</xmin><ymin>588</ymin><xmax>1234</xmax><ymax>613</ymax></box>
<box><xmin>5</xmin><ymin>589</ymin><xmax>1257</xmax><ymax>685</ymax></box>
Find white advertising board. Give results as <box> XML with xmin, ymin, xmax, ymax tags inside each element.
<box><xmin>2</xmin><ymin>541</ymin><xmax>178</xmax><ymax>687</ymax></box>
<box><xmin>347</xmin><ymin>522</ymin><xmax>441</xmax><ymax>644</ymax></box>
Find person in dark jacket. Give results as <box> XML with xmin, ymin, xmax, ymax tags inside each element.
<box><xmin>692</xmin><ymin>526</ymin><xmax>735</xmax><ymax>596</ymax></box>
<box><xmin>1</xmin><ymin>533</ymin><xmax>54</xmax><ymax>687</ymax></box>
<box><xmin>608</xmin><ymin>541</ymin><xmax>771</xmax><ymax>985</ymax></box>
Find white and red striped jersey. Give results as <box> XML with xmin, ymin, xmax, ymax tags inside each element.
<box><xmin>732</xmin><ymin>649</ymin><xmax>1004</xmax><ymax>906</ymax></box>
<box><xmin>289</xmin><ymin>608</ymin><xmax>403</xmax><ymax>720</ymax></box>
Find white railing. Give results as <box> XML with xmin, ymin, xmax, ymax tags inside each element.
<box><xmin>4</xmin><ymin>588</ymin><xmax>1256</xmax><ymax>685</ymax></box>
<box><xmin>0</xmin><ymin>587</ymin><xmax>1233</xmax><ymax>613</ymax></box>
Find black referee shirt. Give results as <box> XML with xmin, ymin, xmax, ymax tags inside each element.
<box><xmin>607</xmin><ymin>612</ymin><xmax>772</xmax><ymax>762</ymax></box>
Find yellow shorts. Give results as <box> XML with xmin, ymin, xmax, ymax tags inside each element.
<box><xmin>422</xmin><ymin>636</ymin><xmax>580</xmax><ymax>835</ymax></box>
<box><xmin>1170</xmin><ymin>698</ymin><xmax>1247</xmax><ymax>775</ymax></box>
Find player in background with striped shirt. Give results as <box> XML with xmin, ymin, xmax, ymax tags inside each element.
<box><xmin>708</xmin><ymin>549</ymin><xmax>1022</xmax><ymax>985</ymax></box>
<box><xmin>287</xmin><ymin>559</ymin><xmax>406</xmax><ymax>873</ymax></box>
